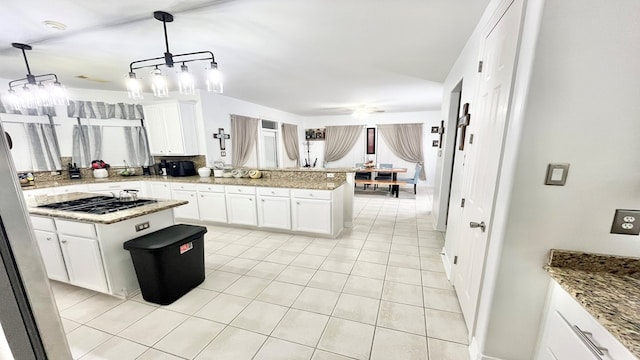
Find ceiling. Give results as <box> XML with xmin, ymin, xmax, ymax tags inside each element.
<box><xmin>0</xmin><ymin>0</ymin><xmax>491</xmax><ymax>116</ymax></box>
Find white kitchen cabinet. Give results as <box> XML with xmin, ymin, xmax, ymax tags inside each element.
<box><xmin>58</xmin><ymin>234</ymin><xmax>108</xmax><ymax>293</ymax></box>
<box><xmin>226</xmin><ymin>187</ymin><xmax>257</xmax><ymax>226</ymax></box>
<box><xmin>148</xmin><ymin>181</ymin><xmax>172</xmax><ymax>199</ymax></box>
<box><xmin>536</xmin><ymin>281</ymin><xmax>637</xmax><ymax>360</ymax></box>
<box><xmin>86</xmin><ymin>181</ymin><xmax>143</xmax><ymax>196</ymax></box>
<box><xmin>143</xmin><ymin>102</ymin><xmax>198</xmax><ymax>156</ymax></box>
<box><xmin>51</xmin><ymin>184</ymin><xmax>89</xmax><ymax>195</ymax></box>
<box><xmin>292</xmin><ymin>198</ymin><xmax>331</xmax><ymax>234</ymax></box>
<box><xmin>257</xmin><ymin>187</ymin><xmax>291</xmax><ymax>230</ymax></box>
<box><xmin>33</xmin><ymin>230</ymin><xmax>68</xmax><ymax>282</ymax></box>
<box><xmin>197</xmin><ymin>184</ymin><xmax>227</xmax><ymax>223</ymax></box>
<box><xmin>171</xmin><ymin>189</ymin><xmax>199</xmax><ymax>219</ymax></box>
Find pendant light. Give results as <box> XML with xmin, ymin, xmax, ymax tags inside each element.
<box><xmin>126</xmin><ymin>11</ymin><xmax>224</xmax><ymax>98</ymax></box>
<box><xmin>2</xmin><ymin>43</ymin><xmax>69</xmax><ymax>110</ymax></box>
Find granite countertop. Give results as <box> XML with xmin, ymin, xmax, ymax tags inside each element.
<box><xmin>544</xmin><ymin>249</ymin><xmax>640</xmax><ymax>358</ymax></box>
<box><xmin>27</xmin><ymin>192</ymin><xmax>188</xmax><ymax>224</ymax></box>
<box><xmin>21</xmin><ymin>175</ymin><xmax>346</xmax><ymax>191</ymax></box>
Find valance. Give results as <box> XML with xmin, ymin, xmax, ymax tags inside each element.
<box><xmin>67</xmin><ymin>101</ymin><xmax>144</xmax><ymax>120</ymax></box>
<box><xmin>0</xmin><ymin>101</ymin><xmax>56</xmax><ymax>116</ymax></box>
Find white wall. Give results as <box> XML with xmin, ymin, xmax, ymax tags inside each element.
<box><xmin>301</xmin><ymin>111</ymin><xmax>441</xmax><ymax>187</ymax></box>
<box><xmin>453</xmin><ymin>0</ymin><xmax>640</xmax><ymax>359</ymax></box>
<box><xmin>199</xmin><ymin>92</ymin><xmax>304</xmax><ymax>168</ymax></box>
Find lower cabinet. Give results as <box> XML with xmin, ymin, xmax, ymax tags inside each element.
<box><xmin>34</xmin><ymin>230</ymin><xmax>68</xmax><ymax>282</ymax></box>
<box><xmin>59</xmin><ymin>234</ymin><xmax>109</xmax><ymax>293</ymax></box>
<box><xmin>257</xmin><ymin>187</ymin><xmax>291</xmax><ymax>230</ymax></box>
<box><xmin>226</xmin><ymin>191</ymin><xmax>257</xmax><ymax>226</ymax></box>
<box><xmin>171</xmin><ymin>189</ymin><xmax>199</xmax><ymax>219</ymax></box>
<box><xmin>536</xmin><ymin>281</ymin><xmax>636</xmax><ymax>360</ymax></box>
<box><xmin>292</xmin><ymin>198</ymin><xmax>331</xmax><ymax>234</ymax></box>
<box><xmin>198</xmin><ymin>191</ymin><xmax>227</xmax><ymax>223</ymax></box>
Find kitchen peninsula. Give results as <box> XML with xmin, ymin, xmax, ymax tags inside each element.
<box><xmin>28</xmin><ymin>192</ymin><xmax>186</xmax><ymax>298</ymax></box>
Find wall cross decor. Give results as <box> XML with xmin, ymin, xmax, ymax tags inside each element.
<box><xmin>457</xmin><ymin>103</ymin><xmax>471</xmax><ymax>151</ymax></box>
<box><xmin>213</xmin><ymin>128</ymin><xmax>230</xmax><ymax>150</ymax></box>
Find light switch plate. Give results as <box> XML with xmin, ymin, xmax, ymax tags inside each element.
<box><xmin>545</xmin><ymin>163</ymin><xmax>570</xmax><ymax>185</ymax></box>
<box><xmin>611</xmin><ymin>209</ymin><xmax>640</xmax><ymax>235</ymax></box>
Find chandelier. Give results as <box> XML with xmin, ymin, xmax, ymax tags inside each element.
<box><xmin>3</xmin><ymin>43</ymin><xmax>69</xmax><ymax>110</ymax></box>
<box><xmin>126</xmin><ymin>11</ymin><xmax>224</xmax><ymax>99</ymax></box>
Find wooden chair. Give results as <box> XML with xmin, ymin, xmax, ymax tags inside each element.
<box><xmin>397</xmin><ymin>163</ymin><xmax>422</xmax><ymax>194</ymax></box>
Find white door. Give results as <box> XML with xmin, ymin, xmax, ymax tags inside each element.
<box><xmin>198</xmin><ymin>192</ymin><xmax>228</xmax><ymax>223</ymax></box>
<box><xmin>258</xmin><ymin>196</ymin><xmax>291</xmax><ymax>230</ymax></box>
<box><xmin>59</xmin><ymin>234</ymin><xmax>108</xmax><ymax>293</ymax></box>
<box><xmin>453</xmin><ymin>0</ymin><xmax>523</xmax><ymax>331</ymax></box>
<box><xmin>262</xmin><ymin>130</ymin><xmax>278</xmax><ymax>168</ymax></box>
<box><xmin>143</xmin><ymin>105</ymin><xmax>166</xmax><ymax>155</ymax></box>
<box><xmin>162</xmin><ymin>103</ymin><xmax>186</xmax><ymax>155</ymax></box>
<box><xmin>226</xmin><ymin>194</ymin><xmax>257</xmax><ymax>226</ymax></box>
<box><xmin>171</xmin><ymin>190</ymin><xmax>199</xmax><ymax>219</ymax></box>
<box><xmin>292</xmin><ymin>199</ymin><xmax>331</xmax><ymax>234</ymax></box>
<box><xmin>34</xmin><ymin>230</ymin><xmax>68</xmax><ymax>282</ymax></box>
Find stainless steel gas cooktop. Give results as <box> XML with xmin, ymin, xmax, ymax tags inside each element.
<box><xmin>37</xmin><ymin>196</ymin><xmax>157</xmax><ymax>215</ymax></box>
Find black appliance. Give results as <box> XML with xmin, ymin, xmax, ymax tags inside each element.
<box><xmin>169</xmin><ymin>161</ymin><xmax>196</xmax><ymax>177</ymax></box>
<box><xmin>158</xmin><ymin>160</ymin><xmax>168</xmax><ymax>176</ymax></box>
<box><xmin>142</xmin><ymin>166</ymin><xmax>151</xmax><ymax>175</ymax></box>
<box><xmin>68</xmin><ymin>163</ymin><xmax>81</xmax><ymax>179</ymax></box>
<box><xmin>37</xmin><ymin>196</ymin><xmax>157</xmax><ymax>215</ymax></box>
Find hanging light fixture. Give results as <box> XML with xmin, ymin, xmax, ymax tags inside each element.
<box><xmin>126</xmin><ymin>11</ymin><xmax>224</xmax><ymax>98</ymax></box>
<box><xmin>2</xmin><ymin>43</ymin><xmax>69</xmax><ymax>110</ymax></box>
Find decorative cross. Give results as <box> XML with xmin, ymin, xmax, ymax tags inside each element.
<box><xmin>213</xmin><ymin>128</ymin><xmax>230</xmax><ymax>150</ymax></box>
<box><xmin>457</xmin><ymin>103</ymin><xmax>471</xmax><ymax>151</ymax></box>
<box><xmin>438</xmin><ymin>120</ymin><xmax>445</xmax><ymax>149</ymax></box>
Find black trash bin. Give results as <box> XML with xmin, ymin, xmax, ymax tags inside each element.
<box><xmin>123</xmin><ymin>224</ymin><xmax>207</xmax><ymax>305</ymax></box>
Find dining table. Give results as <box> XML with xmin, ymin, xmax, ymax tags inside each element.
<box><xmin>355</xmin><ymin>167</ymin><xmax>407</xmax><ymax>197</ymax></box>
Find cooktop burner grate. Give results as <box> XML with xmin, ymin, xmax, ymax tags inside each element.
<box><xmin>37</xmin><ymin>196</ymin><xmax>157</xmax><ymax>215</ymax></box>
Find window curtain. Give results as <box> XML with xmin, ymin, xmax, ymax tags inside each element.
<box><xmin>123</xmin><ymin>126</ymin><xmax>152</xmax><ymax>166</ymax></box>
<box><xmin>67</xmin><ymin>101</ymin><xmax>144</xmax><ymax>120</ymax></box>
<box><xmin>377</xmin><ymin>123</ymin><xmax>427</xmax><ymax>180</ymax></box>
<box><xmin>230</xmin><ymin>114</ymin><xmax>260</xmax><ymax>167</ymax></box>
<box><xmin>24</xmin><ymin>123</ymin><xmax>62</xmax><ymax>171</ymax></box>
<box><xmin>324</xmin><ymin>125</ymin><xmax>363</xmax><ymax>163</ymax></box>
<box><xmin>281</xmin><ymin>123</ymin><xmax>300</xmax><ymax>167</ymax></box>
<box><xmin>72</xmin><ymin>125</ymin><xmax>103</xmax><ymax>168</ymax></box>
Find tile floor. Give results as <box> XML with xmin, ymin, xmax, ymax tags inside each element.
<box><xmin>52</xmin><ymin>187</ymin><xmax>470</xmax><ymax>360</ymax></box>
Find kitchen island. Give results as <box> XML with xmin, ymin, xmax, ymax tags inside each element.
<box><xmin>28</xmin><ymin>192</ymin><xmax>187</xmax><ymax>298</ymax></box>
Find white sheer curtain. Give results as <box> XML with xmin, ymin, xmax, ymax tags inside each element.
<box><xmin>123</xmin><ymin>126</ymin><xmax>152</xmax><ymax>166</ymax></box>
<box><xmin>72</xmin><ymin>125</ymin><xmax>103</xmax><ymax>168</ymax></box>
<box><xmin>24</xmin><ymin>123</ymin><xmax>62</xmax><ymax>171</ymax></box>
<box><xmin>377</xmin><ymin>123</ymin><xmax>426</xmax><ymax>180</ymax></box>
<box><xmin>324</xmin><ymin>125</ymin><xmax>363</xmax><ymax>163</ymax></box>
<box><xmin>230</xmin><ymin>114</ymin><xmax>260</xmax><ymax>167</ymax></box>
<box><xmin>281</xmin><ymin>123</ymin><xmax>300</xmax><ymax>167</ymax></box>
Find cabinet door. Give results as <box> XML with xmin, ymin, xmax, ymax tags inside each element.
<box><xmin>34</xmin><ymin>230</ymin><xmax>68</xmax><ymax>282</ymax></box>
<box><xmin>171</xmin><ymin>189</ymin><xmax>199</xmax><ymax>219</ymax></box>
<box><xmin>258</xmin><ymin>196</ymin><xmax>291</xmax><ymax>230</ymax></box>
<box><xmin>143</xmin><ymin>105</ymin><xmax>167</xmax><ymax>155</ymax></box>
<box><xmin>226</xmin><ymin>194</ymin><xmax>257</xmax><ymax>226</ymax></box>
<box><xmin>198</xmin><ymin>192</ymin><xmax>227</xmax><ymax>223</ymax></box>
<box><xmin>149</xmin><ymin>182</ymin><xmax>172</xmax><ymax>199</ymax></box>
<box><xmin>541</xmin><ymin>310</ymin><xmax>597</xmax><ymax>360</ymax></box>
<box><xmin>59</xmin><ymin>235</ymin><xmax>108</xmax><ymax>293</ymax></box>
<box><xmin>292</xmin><ymin>198</ymin><xmax>331</xmax><ymax>234</ymax></box>
<box><xmin>161</xmin><ymin>103</ymin><xmax>187</xmax><ymax>155</ymax></box>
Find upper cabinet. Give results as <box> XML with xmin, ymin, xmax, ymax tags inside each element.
<box><xmin>143</xmin><ymin>101</ymin><xmax>199</xmax><ymax>156</ymax></box>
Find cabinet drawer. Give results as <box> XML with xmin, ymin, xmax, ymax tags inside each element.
<box><xmin>257</xmin><ymin>187</ymin><xmax>290</xmax><ymax>197</ymax></box>
<box><xmin>292</xmin><ymin>189</ymin><xmax>331</xmax><ymax>200</ymax></box>
<box><xmin>31</xmin><ymin>216</ymin><xmax>56</xmax><ymax>232</ymax></box>
<box><xmin>55</xmin><ymin>219</ymin><xmax>97</xmax><ymax>238</ymax></box>
<box><xmin>196</xmin><ymin>184</ymin><xmax>225</xmax><ymax>193</ymax></box>
<box><xmin>171</xmin><ymin>182</ymin><xmax>197</xmax><ymax>191</ymax></box>
<box><xmin>226</xmin><ymin>185</ymin><xmax>256</xmax><ymax>195</ymax></box>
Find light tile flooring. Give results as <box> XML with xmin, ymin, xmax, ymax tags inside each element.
<box><xmin>51</xmin><ymin>188</ymin><xmax>470</xmax><ymax>360</ymax></box>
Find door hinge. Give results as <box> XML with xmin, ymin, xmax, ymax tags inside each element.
<box><xmin>454</xmin><ymin>256</ymin><xmax>458</xmax><ymax>265</ymax></box>
<box><xmin>469</xmin><ymin>134</ymin><xmax>474</xmax><ymax>144</ymax></box>
<box><xmin>478</xmin><ymin>61</ymin><xmax>484</xmax><ymax>72</ymax></box>
<box><xmin>461</xmin><ymin>198</ymin><xmax>465</xmax><ymax>208</ymax></box>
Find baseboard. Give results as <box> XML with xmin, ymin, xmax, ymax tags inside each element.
<box><xmin>344</xmin><ymin>221</ymin><xmax>353</xmax><ymax>228</ymax></box>
<box><xmin>469</xmin><ymin>337</ymin><xmax>507</xmax><ymax>360</ymax></box>
<box><xmin>441</xmin><ymin>249</ymin><xmax>453</xmax><ymax>280</ymax></box>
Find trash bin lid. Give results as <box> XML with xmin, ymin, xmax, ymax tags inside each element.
<box><xmin>123</xmin><ymin>224</ymin><xmax>207</xmax><ymax>251</ymax></box>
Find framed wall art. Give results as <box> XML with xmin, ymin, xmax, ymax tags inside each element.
<box><xmin>305</xmin><ymin>128</ymin><xmax>326</xmax><ymax>140</ymax></box>
<box><xmin>366</xmin><ymin>127</ymin><xmax>376</xmax><ymax>154</ymax></box>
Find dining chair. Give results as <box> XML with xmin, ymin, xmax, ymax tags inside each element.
<box><xmin>374</xmin><ymin>163</ymin><xmax>393</xmax><ymax>190</ymax></box>
<box><xmin>397</xmin><ymin>163</ymin><xmax>422</xmax><ymax>194</ymax></box>
<box><xmin>354</xmin><ymin>163</ymin><xmax>371</xmax><ymax>189</ymax></box>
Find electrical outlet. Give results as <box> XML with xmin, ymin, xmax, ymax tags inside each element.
<box><xmin>610</xmin><ymin>210</ymin><xmax>640</xmax><ymax>235</ymax></box>
<box><xmin>326</xmin><ymin>173</ymin><xmax>335</xmax><ymax>178</ymax></box>
<box><xmin>135</xmin><ymin>221</ymin><xmax>150</xmax><ymax>232</ymax></box>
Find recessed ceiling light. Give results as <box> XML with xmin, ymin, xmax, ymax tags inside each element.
<box><xmin>43</xmin><ymin>20</ymin><xmax>67</xmax><ymax>31</ymax></box>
